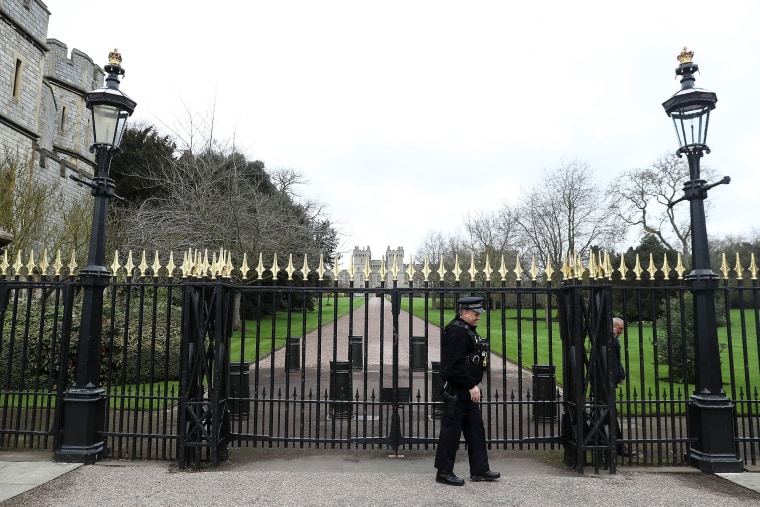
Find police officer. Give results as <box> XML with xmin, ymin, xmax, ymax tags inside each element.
<box><xmin>434</xmin><ymin>296</ymin><xmax>500</xmax><ymax>486</ymax></box>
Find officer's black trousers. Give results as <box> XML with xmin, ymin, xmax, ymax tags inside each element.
<box><xmin>434</xmin><ymin>396</ymin><xmax>490</xmax><ymax>475</ymax></box>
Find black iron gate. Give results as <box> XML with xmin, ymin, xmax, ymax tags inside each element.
<box><xmin>222</xmin><ymin>284</ymin><xmax>564</xmax><ymax>454</ymax></box>
<box><xmin>3</xmin><ymin>249</ymin><xmax>760</xmax><ymax>469</ymax></box>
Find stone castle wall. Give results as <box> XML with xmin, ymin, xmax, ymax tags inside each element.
<box><xmin>0</xmin><ymin>0</ymin><xmax>102</xmax><ymax>241</ymax></box>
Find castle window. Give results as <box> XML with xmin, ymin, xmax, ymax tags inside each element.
<box><xmin>59</xmin><ymin>106</ymin><xmax>67</xmax><ymax>132</ymax></box>
<box><xmin>12</xmin><ymin>58</ymin><xmax>23</xmax><ymax>100</ymax></box>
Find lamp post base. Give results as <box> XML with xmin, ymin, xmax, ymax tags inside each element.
<box><xmin>54</xmin><ymin>388</ymin><xmax>106</xmax><ymax>464</ymax></box>
<box><xmin>687</xmin><ymin>394</ymin><xmax>743</xmax><ymax>473</ymax></box>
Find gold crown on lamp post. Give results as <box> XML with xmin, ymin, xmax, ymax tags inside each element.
<box><xmin>677</xmin><ymin>47</ymin><xmax>694</xmax><ymax>64</ymax></box>
<box><xmin>108</xmin><ymin>49</ymin><xmax>122</xmax><ymax>66</ymax></box>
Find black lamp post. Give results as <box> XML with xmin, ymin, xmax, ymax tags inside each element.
<box><xmin>55</xmin><ymin>50</ymin><xmax>136</xmax><ymax>463</ymax></box>
<box><xmin>662</xmin><ymin>48</ymin><xmax>741</xmax><ymax>473</ymax></box>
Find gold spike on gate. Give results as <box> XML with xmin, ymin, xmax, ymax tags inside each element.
<box><xmin>271</xmin><ymin>253</ymin><xmax>279</xmax><ymax>278</ymax></box>
<box><xmin>168</xmin><ymin>251</ymin><xmax>177</xmax><ymax>278</ymax></box>
<box><xmin>452</xmin><ymin>255</ymin><xmax>461</xmax><ymax>281</ymax></box>
<box><xmin>514</xmin><ymin>254</ymin><xmax>523</xmax><ymax>281</ymax></box>
<box><xmin>0</xmin><ymin>251</ymin><xmax>9</xmax><ymax>276</ymax></box>
<box><xmin>498</xmin><ymin>254</ymin><xmax>508</xmax><ymax>282</ymax></box>
<box><xmin>110</xmin><ymin>251</ymin><xmax>120</xmax><ymax>278</ymax></box>
<box><xmin>138</xmin><ymin>251</ymin><xmax>148</xmax><ymax>278</ymax></box>
<box><xmin>750</xmin><ymin>253</ymin><xmax>758</xmax><ymax>280</ymax></box>
<box><xmin>38</xmin><ymin>249</ymin><xmax>49</xmax><ymax>277</ymax></box>
<box><xmin>256</xmin><ymin>253</ymin><xmax>264</xmax><ymax>280</ymax></box>
<box><xmin>317</xmin><ymin>254</ymin><xmax>326</xmax><ymax>281</ymax></box>
<box><xmin>286</xmin><ymin>254</ymin><xmax>295</xmax><ymax>280</ymax></box>
<box><xmin>616</xmin><ymin>254</ymin><xmax>627</xmax><ymax>280</ymax></box>
<box><xmin>632</xmin><ymin>254</ymin><xmax>642</xmax><ymax>280</ymax></box>
<box><xmin>25</xmin><ymin>249</ymin><xmax>35</xmax><ymax>276</ymax></box>
<box><xmin>125</xmin><ymin>250</ymin><xmax>135</xmax><ymax>278</ymax></box>
<box><xmin>588</xmin><ymin>251</ymin><xmax>597</xmax><ymax>280</ymax></box>
<box><xmin>647</xmin><ymin>253</ymin><xmax>657</xmax><ymax>280</ymax></box>
<box><xmin>53</xmin><ymin>250</ymin><xmax>63</xmax><ymax>277</ymax></box>
<box><xmin>661</xmin><ymin>254</ymin><xmax>671</xmax><ymax>280</ymax></box>
<box><xmin>421</xmin><ymin>256</ymin><xmax>430</xmax><ymax>282</ymax></box>
<box><xmin>675</xmin><ymin>253</ymin><xmax>685</xmax><ymax>279</ymax></box>
<box><xmin>529</xmin><ymin>255</ymin><xmax>538</xmax><ymax>281</ymax></box>
<box><xmin>720</xmin><ymin>253</ymin><xmax>730</xmax><ymax>279</ymax></box>
<box><xmin>733</xmin><ymin>252</ymin><xmax>744</xmax><ymax>280</ymax></box>
<box><xmin>240</xmin><ymin>253</ymin><xmax>250</xmax><ymax>280</ymax></box>
<box><xmin>150</xmin><ymin>251</ymin><xmax>161</xmax><ymax>278</ymax></box>
<box><xmin>302</xmin><ymin>255</ymin><xmax>309</xmax><ymax>281</ymax></box>
<box><xmin>545</xmin><ymin>254</ymin><xmax>554</xmax><ymax>281</ymax></box>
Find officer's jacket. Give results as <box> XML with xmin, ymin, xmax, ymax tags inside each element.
<box><xmin>440</xmin><ymin>317</ymin><xmax>486</xmax><ymax>390</ymax></box>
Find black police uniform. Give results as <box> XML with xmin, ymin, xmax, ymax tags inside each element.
<box><xmin>434</xmin><ymin>298</ymin><xmax>491</xmax><ymax>478</ymax></box>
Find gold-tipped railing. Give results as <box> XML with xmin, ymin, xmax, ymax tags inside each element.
<box><xmin>0</xmin><ymin>248</ymin><xmax>757</xmax><ymax>283</ymax></box>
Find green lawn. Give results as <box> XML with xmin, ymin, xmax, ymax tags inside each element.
<box><xmin>401</xmin><ymin>298</ymin><xmax>759</xmax><ymax>406</ymax></box>
<box><xmin>0</xmin><ymin>380</ymin><xmax>180</xmax><ymax>411</ymax></box>
<box><xmin>230</xmin><ymin>296</ymin><xmax>364</xmax><ymax>362</ymax></box>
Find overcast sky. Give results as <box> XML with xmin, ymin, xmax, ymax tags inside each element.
<box><xmin>46</xmin><ymin>1</ymin><xmax>760</xmax><ymax>268</ymax></box>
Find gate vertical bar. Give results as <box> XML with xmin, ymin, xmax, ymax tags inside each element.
<box><xmin>388</xmin><ymin>285</ymin><xmax>403</xmax><ymax>453</ymax></box>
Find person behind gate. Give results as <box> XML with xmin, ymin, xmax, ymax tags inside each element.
<box><xmin>434</xmin><ymin>296</ymin><xmax>501</xmax><ymax>486</ymax></box>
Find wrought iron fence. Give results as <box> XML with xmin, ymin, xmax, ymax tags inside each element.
<box><xmin>0</xmin><ymin>249</ymin><xmax>758</xmax><ymax>467</ymax></box>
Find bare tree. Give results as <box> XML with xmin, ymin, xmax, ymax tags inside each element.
<box><xmin>415</xmin><ymin>230</ymin><xmax>470</xmax><ymax>282</ymax></box>
<box><xmin>464</xmin><ymin>207</ymin><xmax>518</xmax><ymax>258</ymax></box>
<box><xmin>513</xmin><ymin>160</ymin><xmax>618</xmax><ymax>270</ymax></box>
<box><xmin>612</xmin><ymin>152</ymin><xmax>716</xmax><ymax>256</ymax></box>
<box><xmin>112</xmin><ymin>138</ymin><xmax>339</xmax><ymax>268</ymax></box>
<box><xmin>0</xmin><ymin>148</ymin><xmax>91</xmax><ymax>260</ymax></box>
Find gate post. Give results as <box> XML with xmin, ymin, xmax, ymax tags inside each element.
<box><xmin>178</xmin><ymin>279</ymin><xmax>233</xmax><ymax>468</ymax></box>
<box><xmin>559</xmin><ymin>283</ymin><xmax>616</xmax><ymax>473</ymax></box>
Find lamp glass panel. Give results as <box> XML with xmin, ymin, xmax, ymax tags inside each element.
<box><xmin>669</xmin><ymin>105</ymin><xmax>711</xmax><ymax>148</ymax></box>
<box><xmin>113</xmin><ymin>111</ymin><xmax>130</xmax><ymax>148</ymax></box>
<box><xmin>92</xmin><ymin>103</ymin><xmax>120</xmax><ymax>146</ymax></box>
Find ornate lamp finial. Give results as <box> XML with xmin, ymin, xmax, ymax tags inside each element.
<box><xmin>108</xmin><ymin>49</ymin><xmax>122</xmax><ymax>66</ymax></box>
<box><xmin>677</xmin><ymin>47</ymin><xmax>694</xmax><ymax>65</ymax></box>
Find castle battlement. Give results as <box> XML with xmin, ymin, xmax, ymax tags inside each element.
<box><xmin>45</xmin><ymin>39</ymin><xmax>103</xmax><ymax>93</ymax></box>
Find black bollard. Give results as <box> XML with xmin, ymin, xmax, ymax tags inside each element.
<box><xmin>329</xmin><ymin>360</ymin><xmax>352</xmax><ymax>419</ymax></box>
<box><xmin>411</xmin><ymin>336</ymin><xmax>427</xmax><ymax>372</ymax></box>
<box><xmin>286</xmin><ymin>337</ymin><xmax>301</xmax><ymax>373</ymax></box>
<box><xmin>533</xmin><ymin>364</ymin><xmax>557</xmax><ymax>422</ymax></box>
<box><xmin>229</xmin><ymin>361</ymin><xmax>250</xmax><ymax>417</ymax></box>
<box><xmin>349</xmin><ymin>336</ymin><xmax>363</xmax><ymax>371</ymax></box>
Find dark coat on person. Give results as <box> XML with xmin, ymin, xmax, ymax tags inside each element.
<box><xmin>611</xmin><ymin>335</ymin><xmax>626</xmax><ymax>384</ymax></box>
<box><xmin>440</xmin><ymin>317</ymin><xmax>484</xmax><ymax>391</ymax></box>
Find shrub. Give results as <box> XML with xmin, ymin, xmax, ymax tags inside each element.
<box><xmin>0</xmin><ymin>287</ymin><xmax>182</xmax><ymax>389</ymax></box>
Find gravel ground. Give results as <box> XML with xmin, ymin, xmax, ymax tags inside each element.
<box><xmin>4</xmin><ymin>448</ymin><xmax>760</xmax><ymax>507</ymax></box>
